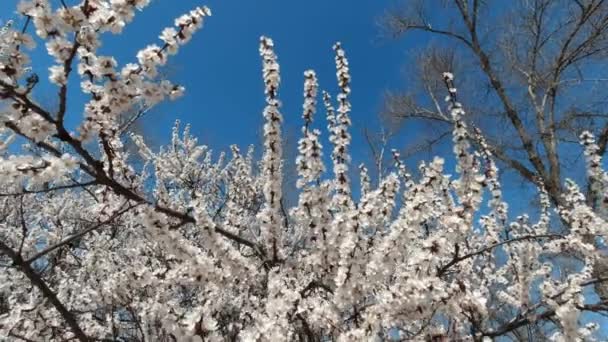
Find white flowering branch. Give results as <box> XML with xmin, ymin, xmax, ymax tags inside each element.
<box><xmin>0</xmin><ymin>3</ymin><xmax>607</xmax><ymax>341</ymax></box>
<box><xmin>258</xmin><ymin>36</ymin><xmax>285</xmax><ymax>262</ymax></box>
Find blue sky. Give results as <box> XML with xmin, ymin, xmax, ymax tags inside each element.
<box><xmin>1</xmin><ymin>0</ymin><xmax>434</xmax><ymax>192</ymax></box>
<box><xmin>118</xmin><ymin>0</ymin><xmax>407</xmax><ymax>148</ymax></box>
<box><xmin>2</xmin><ymin>0</ymin><xmax>599</xmax><ymax>218</ymax></box>
<box><xmin>3</xmin><ymin>0</ymin><xmax>415</xmax><ymax>151</ymax></box>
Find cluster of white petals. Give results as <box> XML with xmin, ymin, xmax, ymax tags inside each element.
<box><xmin>258</xmin><ymin>36</ymin><xmax>285</xmax><ymax>262</ymax></box>
<box><xmin>581</xmin><ymin>131</ymin><xmax>608</xmax><ymax>214</ymax></box>
<box><xmin>296</xmin><ymin>70</ymin><xmax>324</xmax><ymax>188</ymax></box>
<box><xmin>330</xmin><ymin>42</ymin><xmax>353</xmax><ymax>211</ymax></box>
<box><xmin>0</xmin><ymin>153</ymin><xmax>77</xmax><ymax>185</ymax></box>
<box><xmin>0</xmin><ymin>19</ymin><xmax>34</xmax><ymax>83</ymax></box>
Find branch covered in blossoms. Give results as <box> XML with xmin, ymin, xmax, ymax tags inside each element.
<box><xmin>0</xmin><ymin>2</ymin><xmax>607</xmax><ymax>341</ymax></box>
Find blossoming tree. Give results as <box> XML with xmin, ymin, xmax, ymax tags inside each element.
<box><xmin>0</xmin><ymin>1</ymin><xmax>607</xmax><ymax>341</ymax></box>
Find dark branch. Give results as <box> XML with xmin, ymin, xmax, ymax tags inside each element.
<box><xmin>0</xmin><ymin>242</ymin><xmax>89</xmax><ymax>341</ymax></box>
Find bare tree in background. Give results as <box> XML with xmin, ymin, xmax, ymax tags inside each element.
<box><xmin>383</xmin><ymin>0</ymin><xmax>608</xmax><ymax>207</ymax></box>
<box><xmin>382</xmin><ymin>0</ymin><xmax>608</xmax><ymax>338</ymax></box>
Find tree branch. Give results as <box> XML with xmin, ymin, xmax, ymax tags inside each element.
<box><xmin>437</xmin><ymin>233</ymin><xmax>564</xmax><ymax>276</ymax></box>
<box><xmin>0</xmin><ymin>241</ymin><xmax>89</xmax><ymax>341</ymax></box>
<box><xmin>25</xmin><ymin>202</ymin><xmax>137</xmax><ymax>264</ymax></box>
<box><xmin>0</xmin><ymin>181</ymin><xmax>97</xmax><ymax>197</ymax></box>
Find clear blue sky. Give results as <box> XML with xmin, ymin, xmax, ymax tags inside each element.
<box><xmin>3</xmin><ymin>1</ymin><xmax>601</xmax><ymax>220</ymax></box>
<box><xmin>119</xmin><ymin>0</ymin><xmax>409</xmax><ymax>149</ymax></box>
<box><xmin>3</xmin><ymin>0</ymin><xmax>417</xmax><ymax>151</ymax></box>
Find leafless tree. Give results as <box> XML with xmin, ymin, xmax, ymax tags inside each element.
<box><xmin>383</xmin><ymin>0</ymin><xmax>608</xmax><ymax>208</ymax></box>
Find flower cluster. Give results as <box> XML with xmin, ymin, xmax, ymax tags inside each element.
<box><xmin>258</xmin><ymin>36</ymin><xmax>285</xmax><ymax>261</ymax></box>
<box><xmin>330</xmin><ymin>43</ymin><xmax>353</xmax><ymax>210</ymax></box>
<box><xmin>443</xmin><ymin>72</ymin><xmax>484</xmax><ymax>224</ymax></box>
<box><xmin>581</xmin><ymin>131</ymin><xmax>608</xmax><ymax>211</ymax></box>
<box><xmin>296</xmin><ymin>70</ymin><xmax>324</xmax><ymax>188</ymax></box>
<box><xmin>78</xmin><ymin>5</ymin><xmax>209</xmax><ymax>139</ymax></box>
<box><xmin>0</xmin><ymin>153</ymin><xmax>77</xmax><ymax>185</ymax></box>
<box><xmin>0</xmin><ymin>19</ymin><xmax>34</xmax><ymax>83</ymax></box>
